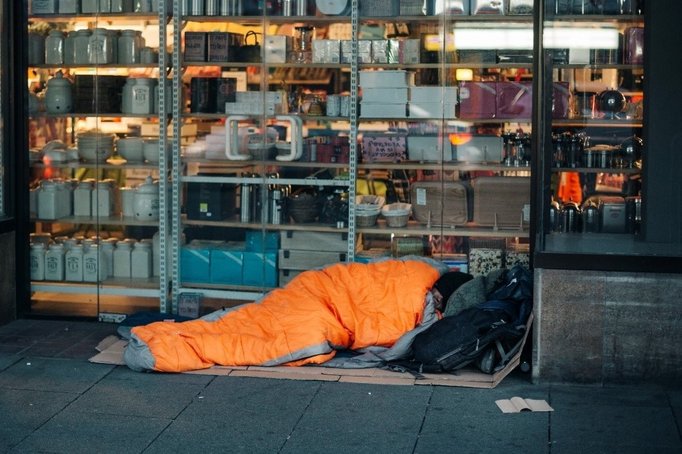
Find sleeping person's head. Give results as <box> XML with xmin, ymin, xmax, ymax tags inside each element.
<box><xmin>431</xmin><ymin>271</ymin><xmax>473</xmax><ymax>311</ymax></box>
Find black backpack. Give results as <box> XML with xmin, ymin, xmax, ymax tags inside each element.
<box><xmin>389</xmin><ymin>265</ymin><xmax>533</xmax><ymax>375</ymax></box>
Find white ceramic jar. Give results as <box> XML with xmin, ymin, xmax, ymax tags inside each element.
<box><xmin>118</xmin><ymin>29</ymin><xmax>141</xmax><ymax>64</ymax></box>
<box><xmin>63</xmin><ymin>31</ymin><xmax>76</xmax><ymax>65</ymax></box>
<box><xmin>131</xmin><ymin>241</ymin><xmax>152</xmax><ymax>278</ymax></box>
<box><xmin>121</xmin><ymin>77</ymin><xmax>136</xmax><ymax>114</ymax></box>
<box><xmin>45</xmin><ymin>243</ymin><xmax>65</xmax><ymax>281</ymax></box>
<box><xmin>73</xmin><ymin>29</ymin><xmax>92</xmax><ymax>65</ymax></box>
<box><xmin>37</xmin><ymin>180</ymin><xmax>58</xmax><ymax>219</ymax></box>
<box><xmin>91</xmin><ymin>180</ymin><xmax>112</xmax><ymax>218</ymax></box>
<box><xmin>28</xmin><ymin>32</ymin><xmax>45</xmax><ymax>65</ymax></box>
<box><xmin>73</xmin><ymin>179</ymin><xmax>93</xmax><ymax>217</ymax></box>
<box><xmin>108</xmin><ymin>29</ymin><xmax>119</xmax><ymax>63</ymax></box>
<box><xmin>30</xmin><ymin>242</ymin><xmax>46</xmax><ymax>281</ymax></box>
<box><xmin>31</xmin><ymin>0</ymin><xmax>58</xmax><ymax>14</ymax></box>
<box><xmin>59</xmin><ymin>0</ymin><xmax>80</xmax><ymax>14</ymax></box>
<box><xmin>88</xmin><ymin>28</ymin><xmax>114</xmax><ymax>64</ymax></box>
<box><xmin>133</xmin><ymin>176</ymin><xmax>159</xmax><ymax>221</ymax></box>
<box><xmin>130</xmin><ymin>78</ymin><xmax>155</xmax><ymax>114</ymax></box>
<box><xmin>111</xmin><ymin>0</ymin><xmax>134</xmax><ymax>12</ymax></box>
<box><xmin>44</xmin><ymin>71</ymin><xmax>73</xmax><ymax>114</ymax></box>
<box><xmin>45</xmin><ymin>30</ymin><xmax>65</xmax><ymax>65</ymax></box>
<box><xmin>134</xmin><ymin>0</ymin><xmax>152</xmax><ymax>12</ymax></box>
<box><xmin>140</xmin><ymin>46</ymin><xmax>158</xmax><ymax>64</ymax></box>
<box><xmin>81</xmin><ymin>0</ymin><xmax>99</xmax><ymax>13</ymax></box>
<box><xmin>120</xmin><ymin>187</ymin><xmax>136</xmax><ymax>217</ymax></box>
<box><xmin>65</xmin><ymin>243</ymin><xmax>84</xmax><ymax>281</ymax></box>
<box><xmin>113</xmin><ymin>240</ymin><xmax>134</xmax><ymax>278</ymax></box>
<box><xmin>99</xmin><ymin>0</ymin><xmax>112</xmax><ymax>13</ymax></box>
<box><xmin>100</xmin><ymin>239</ymin><xmax>117</xmax><ymax>275</ymax></box>
<box><xmin>83</xmin><ymin>243</ymin><xmax>104</xmax><ymax>282</ymax></box>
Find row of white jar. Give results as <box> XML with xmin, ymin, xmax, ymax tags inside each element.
<box><xmin>31</xmin><ymin>0</ymin><xmax>161</xmax><ymax>15</ymax></box>
<box><xmin>31</xmin><ymin>176</ymin><xmax>160</xmax><ymax>221</ymax></box>
<box><xmin>31</xmin><ymin>28</ymin><xmax>155</xmax><ymax>66</ymax></box>
<box><xmin>29</xmin><ymin>236</ymin><xmax>159</xmax><ymax>282</ymax></box>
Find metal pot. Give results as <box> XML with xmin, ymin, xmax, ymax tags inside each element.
<box><xmin>582</xmin><ymin>200</ymin><xmax>600</xmax><ymax>233</ymax></box>
<box><xmin>561</xmin><ymin>201</ymin><xmax>581</xmax><ymax>233</ymax></box>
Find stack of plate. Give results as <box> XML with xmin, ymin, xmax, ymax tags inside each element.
<box><xmin>77</xmin><ymin>131</ymin><xmax>115</xmax><ymax>163</ymax></box>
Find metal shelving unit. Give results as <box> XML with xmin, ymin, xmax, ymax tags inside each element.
<box><xmin>26</xmin><ymin>3</ymin><xmax>172</xmax><ymax>313</ymax></box>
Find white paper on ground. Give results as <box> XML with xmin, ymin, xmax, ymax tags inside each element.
<box><xmin>496</xmin><ymin>396</ymin><xmax>554</xmax><ymax>413</ymax></box>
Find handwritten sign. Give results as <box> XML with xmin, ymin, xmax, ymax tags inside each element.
<box><xmin>362</xmin><ymin>134</ymin><xmax>407</xmax><ymax>162</ymax></box>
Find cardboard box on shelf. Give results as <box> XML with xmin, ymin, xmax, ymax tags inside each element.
<box><xmin>408</xmin><ymin>102</ymin><xmax>457</xmax><ymax>119</ymax></box>
<box><xmin>407</xmin><ymin>135</ymin><xmax>453</xmax><ymax>162</ymax></box>
<box><xmin>279</xmin><ymin>231</ymin><xmax>348</xmax><ymax>252</ymax></box>
<box><xmin>184</xmin><ymin>32</ymin><xmax>207</xmax><ymax>62</ymax></box>
<box><xmin>209</xmin><ymin>247</ymin><xmax>244</xmax><ymax>286</ymax></box>
<box><xmin>458</xmin><ymin>81</ymin><xmax>497</xmax><ymax>119</ymax></box>
<box><xmin>410</xmin><ymin>86</ymin><xmax>458</xmax><ymax>104</ymax></box>
<box><xmin>360</xmin><ymin>70</ymin><xmax>415</xmax><ymax>88</ymax></box>
<box><xmin>242</xmin><ymin>251</ymin><xmax>278</xmax><ymax>287</ymax></box>
<box><xmin>362</xmin><ymin>87</ymin><xmax>409</xmax><ymax>104</ymax></box>
<box><xmin>360</xmin><ymin>103</ymin><xmax>407</xmax><ymax>118</ymax></box>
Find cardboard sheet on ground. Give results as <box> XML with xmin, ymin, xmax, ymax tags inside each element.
<box><xmin>90</xmin><ymin>328</ymin><xmax>529</xmax><ymax>389</ymax></box>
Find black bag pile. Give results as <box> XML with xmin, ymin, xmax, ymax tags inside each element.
<box><xmin>393</xmin><ymin>264</ymin><xmax>533</xmax><ymax>375</ymax></box>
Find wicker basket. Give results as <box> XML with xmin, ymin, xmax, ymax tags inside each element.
<box><xmin>381</xmin><ymin>203</ymin><xmax>411</xmax><ymax>228</ymax></box>
<box><xmin>356</xmin><ymin>212</ymin><xmax>379</xmax><ymax>227</ymax></box>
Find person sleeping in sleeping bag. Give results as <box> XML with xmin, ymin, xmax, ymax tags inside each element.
<box><xmin>124</xmin><ymin>257</ymin><xmax>472</xmax><ymax>373</ymax></box>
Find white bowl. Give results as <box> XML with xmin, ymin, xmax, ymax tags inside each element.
<box><xmin>117</xmin><ymin>137</ymin><xmax>145</xmax><ymax>163</ymax></box>
<box><xmin>143</xmin><ymin>139</ymin><xmax>160</xmax><ymax>163</ymax></box>
<box><xmin>77</xmin><ymin>144</ymin><xmax>113</xmax><ymax>163</ymax></box>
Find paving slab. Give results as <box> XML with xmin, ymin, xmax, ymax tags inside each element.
<box><xmin>281</xmin><ymin>381</ymin><xmax>432</xmax><ymax>454</ymax></box>
<box><xmin>416</xmin><ymin>380</ymin><xmax>551</xmax><ymax>454</ymax></box>
<box><xmin>144</xmin><ymin>376</ymin><xmax>321</xmax><ymax>454</ymax></box>
<box><xmin>548</xmin><ymin>384</ymin><xmax>682</xmax><ymax>453</ymax></box>
<box><xmin>67</xmin><ymin>372</ymin><xmax>210</xmax><ymax>419</ymax></box>
<box><xmin>0</xmin><ymin>353</ymin><xmax>21</xmax><ymax>372</ymax></box>
<box><xmin>0</xmin><ymin>357</ymin><xmax>114</xmax><ymax>393</ymax></box>
<box><xmin>0</xmin><ymin>388</ymin><xmax>78</xmax><ymax>451</ymax></box>
<box><xmin>10</xmin><ymin>411</ymin><xmax>170</xmax><ymax>454</ymax></box>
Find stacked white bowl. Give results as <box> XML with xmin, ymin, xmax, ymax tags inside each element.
<box><xmin>76</xmin><ymin>131</ymin><xmax>115</xmax><ymax>163</ymax></box>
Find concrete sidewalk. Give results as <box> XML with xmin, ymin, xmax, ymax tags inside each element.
<box><xmin>0</xmin><ymin>319</ymin><xmax>680</xmax><ymax>453</ymax></box>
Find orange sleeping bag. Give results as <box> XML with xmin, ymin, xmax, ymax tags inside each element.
<box><xmin>125</xmin><ymin>260</ymin><xmax>441</xmax><ymax>372</ymax></box>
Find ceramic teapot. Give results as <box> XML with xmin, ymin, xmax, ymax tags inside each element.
<box><xmin>45</xmin><ymin>71</ymin><xmax>73</xmax><ymax>114</ymax></box>
<box><xmin>133</xmin><ymin>176</ymin><xmax>159</xmax><ymax>221</ymax></box>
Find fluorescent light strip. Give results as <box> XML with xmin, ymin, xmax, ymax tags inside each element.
<box><xmin>452</xmin><ymin>27</ymin><xmax>620</xmax><ymax>50</ymax></box>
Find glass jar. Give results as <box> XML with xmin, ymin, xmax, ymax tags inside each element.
<box><xmin>45</xmin><ymin>30</ymin><xmax>65</xmax><ymax>65</ymax></box>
